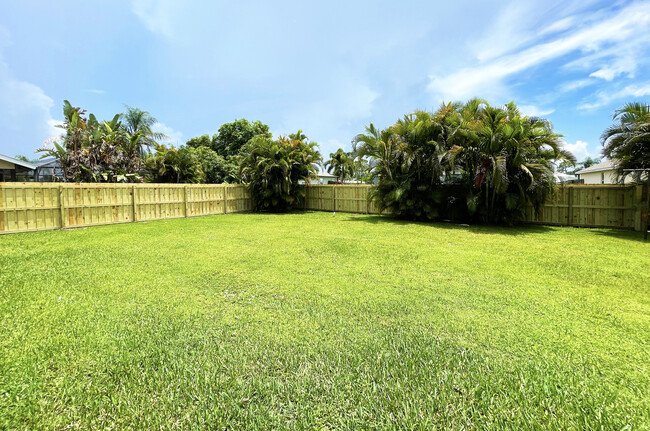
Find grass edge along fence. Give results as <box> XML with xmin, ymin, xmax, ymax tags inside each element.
<box><xmin>0</xmin><ymin>182</ymin><xmax>648</xmax><ymax>234</ymax></box>
<box><xmin>0</xmin><ymin>182</ymin><xmax>252</xmax><ymax>234</ymax></box>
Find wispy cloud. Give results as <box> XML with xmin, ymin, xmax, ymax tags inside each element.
<box><xmin>131</xmin><ymin>0</ymin><xmax>178</xmax><ymax>38</ymax></box>
<box><xmin>518</xmin><ymin>105</ymin><xmax>555</xmax><ymax>117</ymax></box>
<box><xmin>152</xmin><ymin>122</ymin><xmax>184</xmax><ymax>147</ymax></box>
<box><xmin>578</xmin><ymin>82</ymin><xmax>650</xmax><ymax>110</ymax></box>
<box><xmin>428</xmin><ymin>2</ymin><xmax>650</xmax><ymax>102</ymax></box>
<box><xmin>87</xmin><ymin>89</ymin><xmax>105</xmax><ymax>95</ymax></box>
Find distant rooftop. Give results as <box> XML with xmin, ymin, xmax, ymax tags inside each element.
<box><xmin>0</xmin><ymin>153</ymin><xmax>37</xmax><ymax>170</ymax></box>
<box><xmin>575</xmin><ymin>159</ymin><xmax>616</xmax><ymax>174</ymax></box>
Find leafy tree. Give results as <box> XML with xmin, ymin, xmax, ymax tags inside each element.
<box><xmin>37</xmin><ymin>101</ymin><xmax>143</xmax><ymax>182</ymax></box>
<box><xmin>325</xmin><ymin>148</ymin><xmax>355</xmax><ymax>183</ymax></box>
<box><xmin>186</xmin><ymin>134</ymin><xmax>215</xmax><ymax>149</ymax></box>
<box><xmin>239</xmin><ymin>131</ymin><xmax>321</xmax><ymax>211</ymax></box>
<box><xmin>144</xmin><ymin>144</ymin><xmax>204</xmax><ymax>183</ymax></box>
<box><xmin>601</xmin><ymin>102</ymin><xmax>650</xmax><ymax>183</ymax></box>
<box><xmin>192</xmin><ymin>146</ymin><xmax>238</xmax><ymax>183</ymax></box>
<box><xmin>121</xmin><ymin>106</ymin><xmax>167</xmax><ymax>156</ymax></box>
<box><xmin>214</xmin><ymin>119</ymin><xmax>271</xmax><ymax>157</ymax></box>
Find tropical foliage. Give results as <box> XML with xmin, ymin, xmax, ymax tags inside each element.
<box><xmin>601</xmin><ymin>102</ymin><xmax>650</xmax><ymax>183</ymax></box>
<box><xmin>121</xmin><ymin>106</ymin><xmax>167</xmax><ymax>156</ymax></box>
<box><xmin>213</xmin><ymin>119</ymin><xmax>271</xmax><ymax>157</ymax></box>
<box><xmin>239</xmin><ymin>131</ymin><xmax>321</xmax><ymax>211</ymax></box>
<box><xmin>144</xmin><ymin>144</ymin><xmax>204</xmax><ymax>183</ymax></box>
<box><xmin>354</xmin><ymin>100</ymin><xmax>575</xmax><ymax>223</ymax></box>
<box><xmin>192</xmin><ymin>146</ymin><xmax>238</xmax><ymax>183</ymax></box>
<box><xmin>324</xmin><ymin>148</ymin><xmax>355</xmax><ymax>182</ymax></box>
<box><xmin>37</xmin><ymin>101</ymin><xmax>143</xmax><ymax>182</ymax></box>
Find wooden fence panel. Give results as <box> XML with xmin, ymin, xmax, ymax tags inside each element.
<box><xmin>305</xmin><ymin>184</ymin><xmax>647</xmax><ymax>231</ymax></box>
<box><xmin>0</xmin><ymin>183</ymin><xmax>61</xmax><ymax>233</ymax></box>
<box><xmin>0</xmin><ymin>183</ymin><xmax>252</xmax><ymax>234</ymax></box>
<box><xmin>226</xmin><ymin>185</ymin><xmax>253</xmax><ymax>213</ymax></box>
<box><xmin>305</xmin><ymin>185</ymin><xmax>334</xmax><ymax>211</ymax></box>
<box><xmin>1</xmin><ymin>182</ymin><xmax>645</xmax><ymax>234</ymax></box>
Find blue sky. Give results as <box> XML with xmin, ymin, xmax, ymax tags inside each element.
<box><xmin>1</xmin><ymin>0</ymin><xmax>650</xmax><ymax>161</ymax></box>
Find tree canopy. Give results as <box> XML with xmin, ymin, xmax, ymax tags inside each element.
<box><xmin>213</xmin><ymin>119</ymin><xmax>271</xmax><ymax>157</ymax></box>
<box><xmin>354</xmin><ymin>100</ymin><xmax>576</xmax><ymax>223</ymax></box>
<box><xmin>601</xmin><ymin>102</ymin><xmax>650</xmax><ymax>183</ymax></box>
<box><xmin>239</xmin><ymin>131</ymin><xmax>321</xmax><ymax>211</ymax></box>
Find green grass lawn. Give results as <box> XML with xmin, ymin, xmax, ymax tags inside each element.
<box><xmin>1</xmin><ymin>212</ymin><xmax>648</xmax><ymax>429</ymax></box>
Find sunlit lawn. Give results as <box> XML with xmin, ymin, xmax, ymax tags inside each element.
<box><xmin>1</xmin><ymin>212</ymin><xmax>648</xmax><ymax>429</ymax></box>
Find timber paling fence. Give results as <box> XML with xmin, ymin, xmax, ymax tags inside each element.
<box><xmin>0</xmin><ymin>183</ymin><xmax>252</xmax><ymax>234</ymax></box>
<box><xmin>0</xmin><ymin>183</ymin><xmax>647</xmax><ymax>234</ymax></box>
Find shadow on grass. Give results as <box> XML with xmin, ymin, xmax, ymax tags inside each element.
<box><xmin>343</xmin><ymin>213</ymin><xmax>650</xmax><ymax>241</ymax></box>
<box><xmin>341</xmin><ymin>214</ymin><xmax>556</xmax><ymax>236</ymax></box>
<box><xmin>592</xmin><ymin>229</ymin><xmax>649</xmax><ymax>243</ymax></box>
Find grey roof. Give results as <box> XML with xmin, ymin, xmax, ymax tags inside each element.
<box><xmin>0</xmin><ymin>153</ymin><xmax>37</xmax><ymax>170</ymax></box>
<box><xmin>575</xmin><ymin>159</ymin><xmax>616</xmax><ymax>174</ymax></box>
<box><xmin>34</xmin><ymin>157</ymin><xmax>59</xmax><ymax>168</ymax></box>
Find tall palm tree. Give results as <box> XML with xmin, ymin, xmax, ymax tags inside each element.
<box><xmin>601</xmin><ymin>102</ymin><xmax>650</xmax><ymax>183</ymax></box>
<box><xmin>324</xmin><ymin>148</ymin><xmax>354</xmax><ymax>183</ymax></box>
<box><xmin>121</xmin><ymin>106</ymin><xmax>168</xmax><ymax>156</ymax></box>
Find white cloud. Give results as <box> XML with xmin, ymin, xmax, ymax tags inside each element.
<box><xmin>131</xmin><ymin>0</ymin><xmax>178</xmax><ymax>38</ymax></box>
<box><xmin>152</xmin><ymin>122</ymin><xmax>184</xmax><ymax>147</ymax></box>
<box><xmin>538</xmin><ymin>16</ymin><xmax>575</xmax><ymax>37</ymax></box>
<box><xmin>518</xmin><ymin>104</ymin><xmax>555</xmax><ymax>117</ymax></box>
<box><xmin>428</xmin><ymin>2</ymin><xmax>650</xmax><ymax>102</ymax></box>
<box><xmin>0</xmin><ymin>27</ymin><xmax>61</xmax><ymax>155</ymax></box>
<box><xmin>564</xmin><ymin>140</ymin><xmax>592</xmax><ymax>161</ymax></box>
<box><xmin>87</xmin><ymin>89</ymin><xmax>106</xmax><ymax>95</ymax></box>
<box><xmin>578</xmin><ymin>82</ymin><xmax>650</xmax><ymax>110</ymax></box>
<box><xmin>558</xmin><ymin>78</ymin><xmax>596</xmax><ymax>93</ymax></box>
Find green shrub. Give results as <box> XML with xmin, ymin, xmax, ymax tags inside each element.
<box><xmin>239</xmin><ymin>132</ymin><xmax>321</xmax><ymax>211</ymax></box>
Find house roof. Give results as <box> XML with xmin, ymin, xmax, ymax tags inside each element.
<box><xmin>34</xmin><ymin>157</ymin><xmax>59</xmax><ymax>168</ymax></box>
<box><xmin>0</xmin><ymin>153</ymin><xmax>37</xmax><ymax>170</ymax></box>
<box><xmin>575</xmin><ymin>159</ymin><xmax>616</xmax><ymax>174</ymax></box>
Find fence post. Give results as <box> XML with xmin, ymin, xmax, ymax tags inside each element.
<box><xmin>304</xmin><ymin>184</ymin><xmax>308</xmax><ymax>210</ymax></box>
<box><xmin>58</xmin><ymin>185</ymin><xmax>66</xmax><ymax>229</ymax></box>
<box><xmin>333</xmin><ymin>184</ymin><xmax>336</xmax><ymax>212</ymax></box>
<box><xmin>183</xmin><ymin>185</ymin><xmax>189</xmax><ymax>217</ymax></box>
<box><xmin>132</xmin><ymin>185</ymin><xmax>137</xmax><ymax>222</ymax></box>
<box><xmin>567</xmin><ymin>187</ymin><xmax>574</xmax><ymax>226</ymax></box>
<box><xmin>224</xmin><ymin>185</ymin><xmax>229</xmax><ymax>214</ymax></box>
<box><xmin>643</xmin><ymin>184</ymin><xmax>650</xmax><ymax>241</ymax></box>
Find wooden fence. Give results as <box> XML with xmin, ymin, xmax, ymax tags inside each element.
<box><xmin>0</xmin><ymin>183</ymin><xmax>252</xmax><ymax>234</ymax></box>
<box><xmin>1</xmin><ymin>182</ymin><xmax>647</xmax><ymax>234</ymax></box>
<box><xmin>304</xmin><ymin>184</ymin><xmax>648</xmax><ymax>232</ymax></box>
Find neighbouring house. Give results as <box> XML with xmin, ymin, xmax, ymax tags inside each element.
<box><xmin>316</xmin><ymin>170</ymin><xmax>338</xmax><ymax>184</ymax></box>
<box><xmin>34</xmin><ymin>157</ymin><xmax>63</xmax><ymax>182</ymax></box>
<box><xmin>575</xmin><ymin>160</ymin><xmax>624</xmax><ymax>184</ymax></box>
<box><xmin>0</xmin><ymin>154</ymin><xmax>37</xmax><ymax>182</ymax></box>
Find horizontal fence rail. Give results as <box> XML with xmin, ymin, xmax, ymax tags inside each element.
<box><xmin>303</xmin><ymin>184</ymin><xmax>649</xmax><ymax>232</ymax></box>
<box><xmin>1</xmin><ymin>183</ymin><xmax>647</xmax><ymax>234</ymax></box>
<box><xmin>0</xmin><ymin>183</ymin><xmax>252</xmax><ymax>234</ymax></box>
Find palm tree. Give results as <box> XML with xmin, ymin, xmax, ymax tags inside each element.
<box><xmin>121</xmin><ymin>106</ymin><xmax>168</xmax><ymax>156</ymax></box>
<box><xmin>239</xmin><ymin>132</ymin><xmax>321</xmax><ymax>211</ymax></box>
<box><xmin>324</xmin><ymin>149</ymin><xmax>354</xmax><ymax>183</ymax></box>
<box><xmin>601</xmin><ymin>102</ymin><xmax>650</xmax><ymax>183</ymax></box>
<box><xmin>353</xmin><ymin>101</ymin><xmax>575</xmax><ymax>222</ymax></box>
